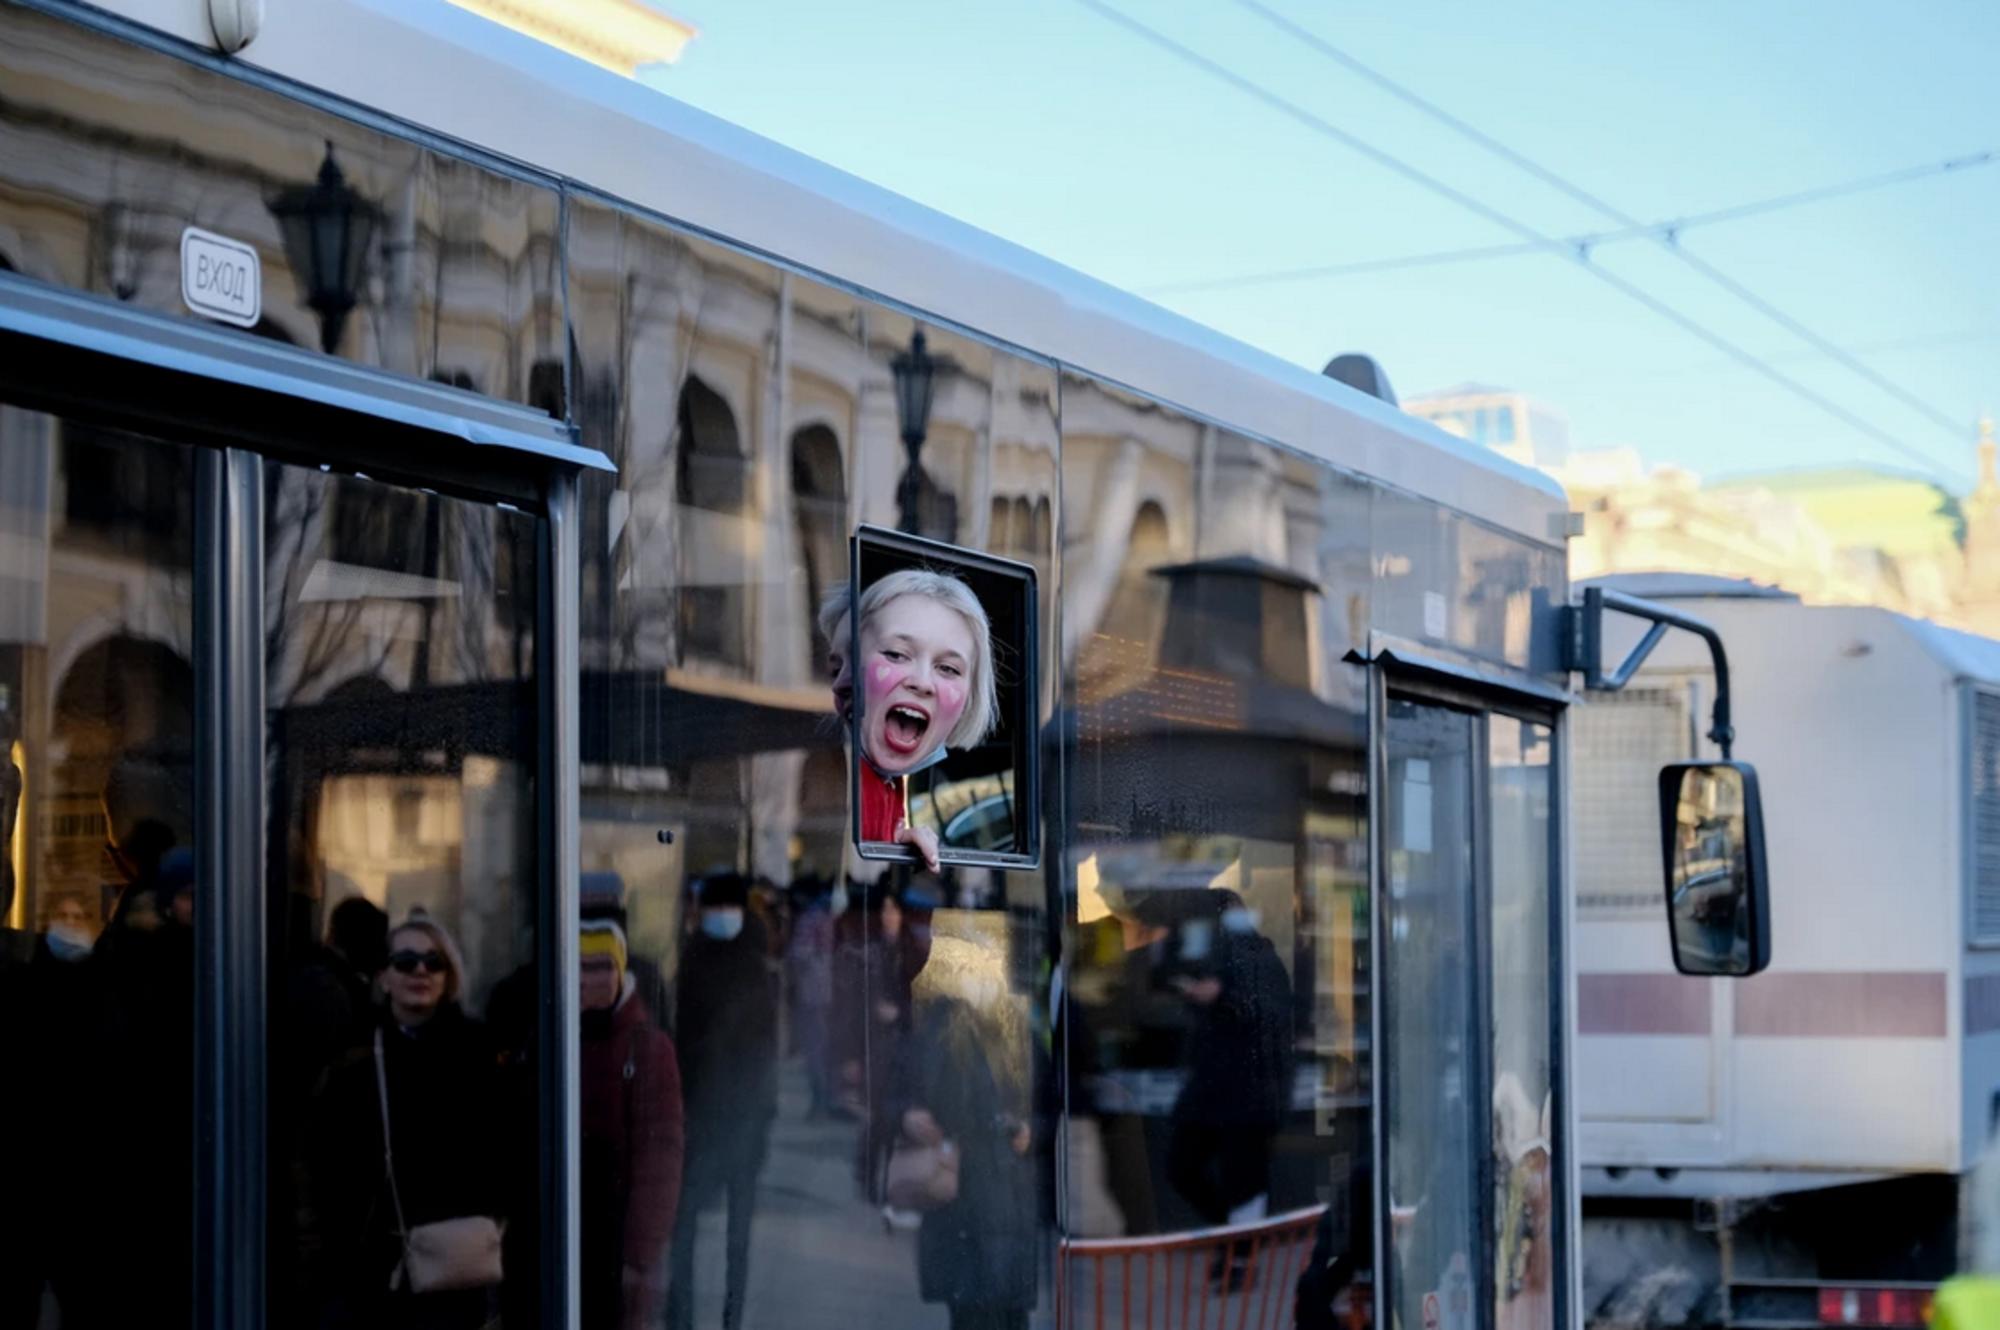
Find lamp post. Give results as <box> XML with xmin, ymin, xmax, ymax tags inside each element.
<box><xmin>890</xmin><ymin>329</ymin><xmax>937</xmax><ymax>535</ymax></box>
<box><xmin>269</xmin><ymin>142</ymin><xmax>380</xmax><ymax>354</ymax></box>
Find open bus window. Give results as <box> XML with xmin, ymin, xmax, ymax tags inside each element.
<box><xmin>844</xmin><ymin>525</ymin><xmax>1040</xmax><ymax>870</ymax></box>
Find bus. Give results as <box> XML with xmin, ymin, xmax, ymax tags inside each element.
<box><xmin>0</xmin><ymin>3</ymin><xmax>1756</xmax><ymax>1328</ymax></box>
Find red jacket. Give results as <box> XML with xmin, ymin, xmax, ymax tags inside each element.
<box><xmin>581</xmin><ymin>989</ymin><xmax>684</xmax><ymax>1295</ymax></box>
<box><xmin>860</xmin><ymin>764</ymin><xmax>905</xmax><ymax>842</ymax></box>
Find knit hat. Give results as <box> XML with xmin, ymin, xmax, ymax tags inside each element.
<box><xmin>580</xmin><ymin>917</ymin><xmax>628</xmax><ymax>987</ymax></box>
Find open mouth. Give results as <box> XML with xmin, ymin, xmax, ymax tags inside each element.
<box><xmin>882</xmin><ymin>702</ymin><xmax>931</xmax><ymax>755</ymax></box>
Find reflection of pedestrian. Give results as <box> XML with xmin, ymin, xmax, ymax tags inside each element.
<box><xmin>310</xmin><ymin>914</ymin><xmax>510</xmax><ymax>1329</ymax></box>
<box><xmin>894</xmin><ymin>992</ymin><xmax>1036</xmax><ymax>1329</ymax></box>
<box><xmin>785</xmin><ymin>874</ymin><xmax>838</xmax><ymax>1118</ymax></box>
<box><xmin>0</xmin><ymin>887</ymin><xmax>105</xmax><ymax>1325</ymax></box>
<box><xmin>582</xmin><ymin>916</ymin><xmax>684</xmax><ymax>1330</ymax></box>
<box><xmin>586</xmin><ymin>872</ymin><xmax>672</xmax><ymax>1027</ymax></box>
<box><xmin>91</xmin><ymin>844</ymin><xmax>197</xmax><ymax>1330</ymax></box>
<box><xmin>835</xmin><ymin>879</ymin><xmax>908</xmax><ymax>1199</ymax></box>
<box><xmin>666</xmin><ymin>873</ymin><xmax>778</xmax><ymax>1330</ymax></box>
<box><xmin>288</xmin><ymin>896</ymin><xmax>389</xmax><ymax>1098</ymax></box>
<box><xmin>1157</xmin><ymin>892</ymin><xmax>1293</xmax><ymax>1234</ymax></box>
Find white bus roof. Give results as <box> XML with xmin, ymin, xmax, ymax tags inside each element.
<box><xmin>96</xmin><ymin>0</ymin><xmax>1567</xmax><ymax>544</ymax></box>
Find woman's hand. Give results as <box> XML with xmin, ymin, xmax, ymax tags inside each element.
<box><xmin>895</xmin><ymin>818</ymin><xmax>941</xmax><ymax>873</ymax></box>
<box><xmin>901</xmin><ymin>1106</ymin><xmax>945</xmax><ymax>1145</ymax></box>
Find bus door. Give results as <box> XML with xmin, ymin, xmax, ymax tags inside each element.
<box><xmin>1380</xmin><ymin>684</ymin><xmax>1562</xmax><ymax>1330</ymax></box>
<box><xmin>0</xmin><ymin>270</ymin><xmax>600</xmax><ymax>1330</ymax></box>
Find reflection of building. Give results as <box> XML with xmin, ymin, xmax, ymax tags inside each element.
<box><xmin>1407</xmin><ymin>384</ymin><xmax>1569</xmax><ymax>470</ymax></box>
<box><xmin>445</xmin><ymin>0</ymin><xmax>695</xmax><ymax>76</ymax></box>
<box><xmin>0</xmin><ymin>23</ymin><xmax>563</xmax><ymax>976</ymax></box>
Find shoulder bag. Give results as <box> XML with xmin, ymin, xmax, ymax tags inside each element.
<box><xmin>374</xmin><ymin>1028</ymin><xmax>505</xmax><ymax>1293</ymax></box>
<box><xmin>885</xmin><ymin>1132</ymin><xmax>959</xmax><ymax>1212</ymax></box>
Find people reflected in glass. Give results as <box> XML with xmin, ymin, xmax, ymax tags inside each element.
<box><xmin>309</xmin><ymin>912</ymin><xmax>511</xmax><ymax>1329</ymax></box>
<box><xmin>889</xmin><ymin>910</ymin><xmax>1038</xmax><ymax>1330</ymax></box>
<box><xmin>1100</xmin><ymin>873</ymin><xmax>1294</xmax><ymax>1272</ymax></box>
<box><xmin>784</xmin><ymin>874</ymin><xmax>840</xmax><ymax>1120</ymax></box>
<box><xmin>581</xmin><ymin>911</ymin><xmax>685</xmax><ymax>1330</ymax></box>
<box><xmin>835</xmin><ymin>876</ymin><xmax>927</xmax><ymax>1223</ymax></box>
<box><xmin>287</xmin><ymin>896</ymin><xmax>389</xmax><ymax>1104</ymax></box>
<box><xmin>667</xmin><ymin>872</ymin><xmax>780</xmax><ymax>1330</ymax></box>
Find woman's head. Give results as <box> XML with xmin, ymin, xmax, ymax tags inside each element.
<box><xmin>384</xmin><ymin>912</ymin><xmax>464</xmax><ymax>1024</ymax></box>
<box><xmin>851</xmin><ymin>568</ymin><xmax>997</xmax><ymax>776</ymax></box>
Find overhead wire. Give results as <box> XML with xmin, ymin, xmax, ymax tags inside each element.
<box><xmin>1140</xmin><ymin>149</ymin><xmax>2000</xmax><ymax>296</ymax></box>
<box><xmin>1067</xmin><ymin>0</ymin><xmax>1965</xmax><ymax>479</ymax></box>
<box><xmin>1229</xmin><ymin>0</ymin><xmax>1975</xmax><ymax>450</ymax></box>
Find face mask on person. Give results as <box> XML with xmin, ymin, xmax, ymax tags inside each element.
<box><xmin>829</xmin><ymin>885</ymin><xmax>850</xmax><ymax>917</ymax></box>
<box><xmin>701</xmin><ymin>907</ymin><xmax>745</xmax><ymax>941</ymax></box>
<box><xmin>1221</xmin><ymin>906</ymin><xmax>1260</xmax><ymax>935</ymax></box>
<box><xmin>46</xmin><ymin>923</ymin><xmax>93</xmax><ymax>962</ymax></box>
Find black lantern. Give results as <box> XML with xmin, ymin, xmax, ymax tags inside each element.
<box><xmin>890</xmin><ymin>329</ymin><xmax>938</xmax><ymax>535</ymax></box>
<box><xmin>269</xmin><ymin>142</ymin><xmax>380</xmax><ymax>354</ymax></box>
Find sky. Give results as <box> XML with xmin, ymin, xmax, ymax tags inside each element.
<box><xmin>642</xmin><ymin>1</ymin><xmax>2000</xmax><ymax>491</ymax></box>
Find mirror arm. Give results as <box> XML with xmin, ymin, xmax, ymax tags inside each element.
<box><xmin>1566</xmin><ymin>586</ymin><xmax>1735</xmax><ymax>758</ymax></box>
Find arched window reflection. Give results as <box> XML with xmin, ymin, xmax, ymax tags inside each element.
<box><xmin>1082</xmin><ymin>501</ymin><xmax>1171</xmax><ymax>698</ymax></box>
<box><xmin>674</xmin><ymin>376</ymin><xmax>749</xmax><ymax>668</ymax></box>
<box><xmin>790</xmin><ymin>425</ymin><xmax>845</xmax><ymax>680</ymax></box>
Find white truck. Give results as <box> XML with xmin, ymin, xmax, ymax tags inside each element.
<box><xmin>1572</xmin><ymin>574</ymin><xmax>2000</xmax><ymax>1329</ymax></box>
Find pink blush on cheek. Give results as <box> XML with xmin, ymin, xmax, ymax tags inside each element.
<box><xmin>867</xmin><ymin>660</ymin><xmax>906</xmax><ymax>697</ymax></box>
<box><xmin>935</xmin><ymin>679</ymin><xmax>966</xmax><ymax>724</ymax></box>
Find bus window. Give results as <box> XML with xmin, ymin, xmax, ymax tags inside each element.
<box><xmin>1062</xmin><ymin>379</ymin><xmax>1373</xmax><ymax>1329</ymax></box>
<box><xmin>570</xmin><ymin>203</ymin><xmax>1061</xmax><ymax>1330</ymax></box>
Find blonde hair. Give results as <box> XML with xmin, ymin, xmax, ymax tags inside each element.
<box><xmin>388</xmin><ymin>911</ymin><xmax>466</xmax><ymax>1004</ymax></box>
<box><xmin>833</xmin><ymin>569</ymin><xmax>999</xmax><ymax>751</ymax></box>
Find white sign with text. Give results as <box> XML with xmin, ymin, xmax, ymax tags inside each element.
<box><xmin>180</xmin><ymin>226</ymin><xmax>261</xmax><ymax>327</ymax></box>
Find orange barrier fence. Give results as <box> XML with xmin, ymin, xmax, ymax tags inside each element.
<box><xmin>1059</xmin><ymin>1205</ymin><xmax>1334</xmax><ymax>1330</ymax></box>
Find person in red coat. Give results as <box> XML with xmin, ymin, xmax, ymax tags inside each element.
<box><xmin>581</xmin><ymin>915</ymin><xmax>685</xmax><ymax>1330</ymax></box>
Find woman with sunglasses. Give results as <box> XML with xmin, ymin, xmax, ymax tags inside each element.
<box><xmin>308</xmin><ymin>911</ymin><xmax>512</xmax><ymax>1329</ymax></box>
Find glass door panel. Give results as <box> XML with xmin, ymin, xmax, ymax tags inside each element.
<box><xmin>1383</xmin><ymin>697</ymin><xmax>1480</xmax><ymax>1330</ymax></box>
<box><xmin>263</xmin><ymin>460</ymin><xmax>543</xmax><ymax>1328</ymax></box>
<box><xmin>0</xmin><ymin>403</ymin><xmax>197</xmax><ymax>1329</ymax></box>
<box><xmin>1489</xmin><ymin>718</ymin><xmax>1556</xmax><ymax>1330</ymax></box>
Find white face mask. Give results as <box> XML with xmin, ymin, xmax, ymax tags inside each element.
<box><xmin>1221</xmin><ymin>906</ymin><xmax>1260</xmax><ymax>935</ymax></box>
<box><xmin>46</xmin><ymin>922</ymin><xmax>93</xmax><ymax>962</ymax></box>
<box><xmin>701</xmin><ymin>907</ymin><xmax>745</xmax><ymax>941</ymax></box>
<box><xmin>829</xmin><ymin>885</ymin><xmax>850</xmax><ymax>917</ymax></box>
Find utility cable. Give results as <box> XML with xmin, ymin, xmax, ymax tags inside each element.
<box><xmin>1142</xmin><ymin>149</ymin><xmax>1999</xmax><ymax>296</ymax></box>
<box><xmin>1069</xmin><ymin>0</ymin><xmax>1964</xmax><ymax>479</ymax></box>
<box><xmin>1232</xmin><ymin>0</ymin><xmax>1975</xmax><ymax>446</ymax></box>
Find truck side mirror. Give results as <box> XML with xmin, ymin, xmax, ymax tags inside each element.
<box><xmin>1658</xmin><ymin>761</ymin><xmax>1770</xmax><ymax>977</ymax></box>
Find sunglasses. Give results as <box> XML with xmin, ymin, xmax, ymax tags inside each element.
<box><xmin>388</xmin><ymin>949</ymin><xmax>448</xmax><ymax>976</ymax></box>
